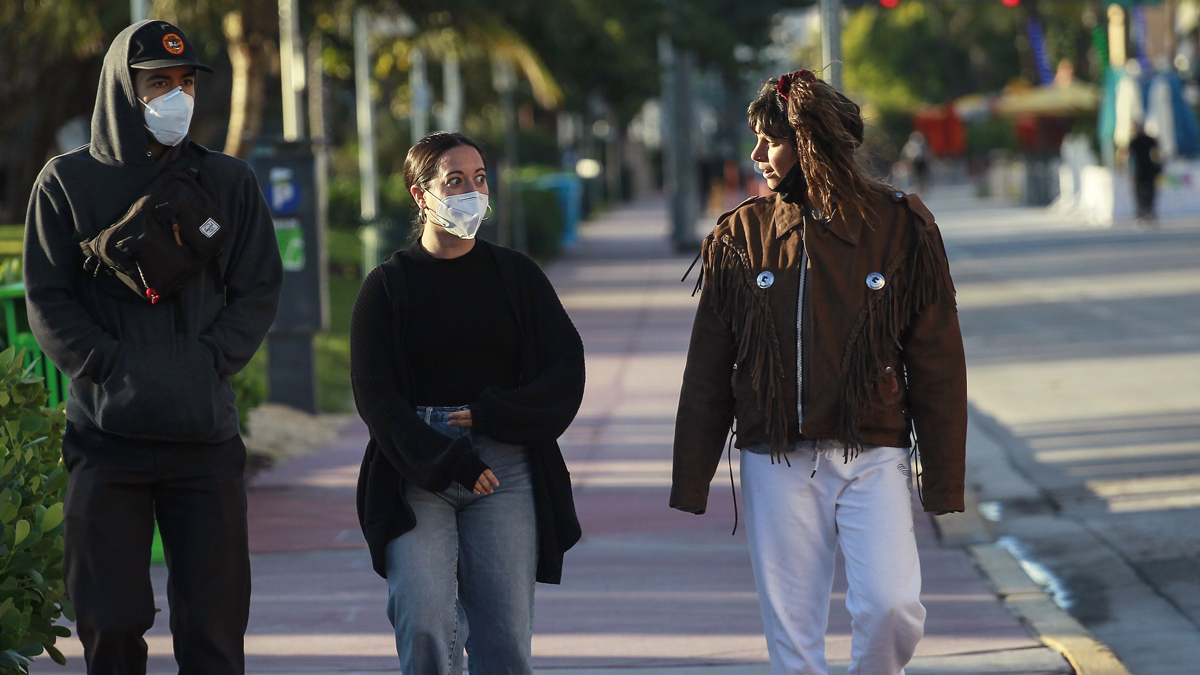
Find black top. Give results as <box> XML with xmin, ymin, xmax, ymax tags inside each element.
<box><xmin>350</xmin><ymin>240</ymin><xmax>586</xmax><ymax>584</ymax></box>
<box><xmin>1129</xmin><ymin>133</ymin><xmax>1161</xmax><ymax>180</ymax></box>
<box><xmin>400</xmin><ymin>241</ymin><xmax>522</xmax><ymax>406</ymax></box>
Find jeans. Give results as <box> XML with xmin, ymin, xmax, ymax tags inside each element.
<box><xmin>385</xmin><ymin>406</ymin><xmax>538</xmax><ymax>675</ymax></box>
<box><xmin>61</xmin><ymin>422</ymin><xmax>250</xmax><ymax>675</ymax></box>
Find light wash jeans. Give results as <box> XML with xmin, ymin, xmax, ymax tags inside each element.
<box><xmin>385</xmin><ymin>405</ymin><xmax>538</xmax><ymax>675</ymax></box>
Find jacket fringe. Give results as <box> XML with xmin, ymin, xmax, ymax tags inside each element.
<box><xmin>699</xmin><ymin>234</ymin><xmax>791</xmax><ymax>456</ymax></box>
<box><xmin>835</xmin><ymin>222</ymin><xmax>955</xmax><ymax>462</ymax></box>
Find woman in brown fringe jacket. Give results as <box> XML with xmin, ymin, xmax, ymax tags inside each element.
<box><xmin>671</xmin><ymin>70</ymin><xmax>967</xmax><ymax>675</ymax></box>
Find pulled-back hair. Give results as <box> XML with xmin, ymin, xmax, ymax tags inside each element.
<box><xmin>402</xmin><ymin>131</ymin><xmax>485</xmax><ymax>229</ymax></box>
<box><xmin>747</xmin><ymin>72</ymin><xmax>889</xmax><ymax>221</ymax></box>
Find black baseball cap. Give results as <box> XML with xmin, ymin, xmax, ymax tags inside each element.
<box><xmin>128</xmin><ymin>21</ymin><xmax>214</xmax><ymax>73</ymax></box>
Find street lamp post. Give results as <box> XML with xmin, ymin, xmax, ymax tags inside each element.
<box><xmin>821</xmin><ymin>0</ymin><xmax>843</xmax><ymax>90</ymax></box>
<box><xmin>279</xmin><ymin>0</ymin><xmax>305</xmax><ymax>141</ymax></box>
<box><xmin>493</xmin><ymin>58</ymin><xmax>527</xmax><ymax>252</ymax></box>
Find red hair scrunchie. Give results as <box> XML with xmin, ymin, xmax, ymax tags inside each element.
<box><xmin>777</xmin><ymin>69</ymin><xmax>815</xmax><ymax>101</ymax></box>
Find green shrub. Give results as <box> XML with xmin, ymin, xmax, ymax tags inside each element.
<box><xmin>0</xmin><ymin>348</ymin><xmax>71</xmax><ymax>674</ymax></box>
<box><xmin>232</xmin><ymin>358</ymin><xmax>267</xmax><ymax>435</ymax></box>
<box><xmin>520</xmin><ymin>186</ymin><xmax>565</xmax><ymax>261</ymax></box>
<box><xmin>0</xmin><ymin>259</ymin><xmax>20</xmax><ymax>286</ymax></box>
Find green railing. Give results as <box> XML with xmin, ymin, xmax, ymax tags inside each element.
<box><xmin>0</xmin><ymin>282</ymin><xmax>166</xmax><ymax>564</ymax></box>
<box><xmin>0</xmin><ymin>282</ymin><xmax>69</xmax><ymax>407</ymax></box>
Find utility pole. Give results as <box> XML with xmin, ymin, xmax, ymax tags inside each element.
<box><xmin>820</xmin><ymin>0</ymin><xmax>843</xmax><ymax>90</ymax></box>
<box><xmin>131</xmin><ymin>0</ymin><xmax>146</xmax><ymax>22</ymax></box>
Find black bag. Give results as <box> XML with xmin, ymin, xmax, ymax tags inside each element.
<box><xmin>81</xmin><ymin>149</ymin><xmax>227</xmax><ymax>304</ymax></box>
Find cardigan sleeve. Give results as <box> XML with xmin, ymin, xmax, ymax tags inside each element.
<box><xmin>468</xmin><ymin>255</ymin><xmax>585</xmax><ymax>446</ymax></box>
<box><xmin>351</xmin><ymin>266</ymin><xmax>488</xmax><ymax>492</ymax></box>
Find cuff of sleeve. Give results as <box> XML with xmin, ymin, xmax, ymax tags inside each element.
<box><xmin>468</xmin><ymin>399</ymin><xmax>492</xmax><ymax>435</ymax></box>
<box><xmin>449</xmin><ymin>443</ymin><xmax>490</xmax><ymax>490</ymax></box>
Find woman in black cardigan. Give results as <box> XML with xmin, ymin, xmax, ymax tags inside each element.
<box><xmin>351</xmin><ymin>131</ymin><xmax>585</xmax><ymax>674</ymax></box>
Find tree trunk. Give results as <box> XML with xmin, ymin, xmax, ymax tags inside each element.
<box><xmin>222</xmin><ymin>8</ymin><xmax>271</xmax><ymax>159</ymax></box>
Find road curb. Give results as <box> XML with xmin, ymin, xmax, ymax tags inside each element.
<box><xmin>969</xmin><ymin>544</ymin><xmax>1133</xmax><ymax>675</ymax></box>
<box><xmin>930</xmin><ymin>411</ymin><xmax>1134</xmax><ymax>675</ymax></box>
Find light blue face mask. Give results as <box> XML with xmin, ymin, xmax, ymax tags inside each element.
<box><xmin>425</xmin><ymin>190</ymin><xmax>490</xmax><ymax>239</ymax></box>
<box><xmin>140</xmin><ymin>86</ymin><xmax>194</xmax><ymax>147</ymax></box>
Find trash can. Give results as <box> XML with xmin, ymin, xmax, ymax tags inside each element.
<box><xmin>360</xmin><ymin>217</ymin><xmax>408</xmax><ymax>276</ymax></box>
<box><xmin>532</xmin><ymin>173</ymin><xmax>584</xmax><ymax>248</ymax></box>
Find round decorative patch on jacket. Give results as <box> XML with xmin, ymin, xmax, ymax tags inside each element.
<box><xmin>866</xmin><ymin>272</ymin><xmax>886</xmax><ymax>290</ymax></box>
<box><xmin>756</xmin><ymin>271</ymin><xmax>775</xmax><ymax>289</ymax></box>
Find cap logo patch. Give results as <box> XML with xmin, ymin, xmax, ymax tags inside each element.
<box><xmin>163</xmin><ymin>33</ymin><xmax>185</xmax><ymax>55</ymax></box>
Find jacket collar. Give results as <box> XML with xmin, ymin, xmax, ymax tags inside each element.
<box><xmin>772</xmin><ymin>194</ymin><xmax>861</xmax><ymax>246</ymax></box>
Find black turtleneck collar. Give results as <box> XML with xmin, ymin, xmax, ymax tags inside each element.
<box><xmin>771</xmin><ymin>163</ymin><xmax>807</xmax><ymax>205</ymax></box>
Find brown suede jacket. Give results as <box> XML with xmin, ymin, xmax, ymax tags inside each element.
<box><xmin>671</xmin><ymin>188</ymin><xmax>967</xmax><ymax>514</ymax></box>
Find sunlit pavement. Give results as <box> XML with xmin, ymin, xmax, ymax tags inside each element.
<box><xmin>926</xmin><ymin>184</ymin><xmax>1200</xmax><ymax>675</ymax></box>
<box><xmin>35</xmin><ymin>194</ymin><xmax>1075</xmax><ymax>674</ymax></box>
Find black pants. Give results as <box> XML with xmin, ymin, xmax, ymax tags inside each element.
<box><xmin>1135</xmin><ymin>175</ymin><xmax>1157</xmax><ymax>219</ymax></box>
<box><xmin>61</xmin><ymin>422</ymin><xmax>251</xmax><ymax>675</ymax></box>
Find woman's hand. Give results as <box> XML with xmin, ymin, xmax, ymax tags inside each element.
<box><xmin>448</xmin><ymin>409</ymin><xmax>473</xmax><ymax>428</ymax></box>
<box><xmin>474</xmin><ymin>469</ymin><xmax>499</xmax><ymax>495</ymax></box>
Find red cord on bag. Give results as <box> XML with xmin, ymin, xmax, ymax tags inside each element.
<box><xmin>146</xmin><ymin>288</ymin><xmax>160</xmax><ymax>304</ymax></box>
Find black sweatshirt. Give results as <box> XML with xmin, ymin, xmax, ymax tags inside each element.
<box><xmin>23</xmin><ymin>21</ymin><xmax>282</xmax><ymax>444</ymax></box>
<box><xmin>351</xmin><ymin>240</ymin><xmax>585</xmax><ymax>584</ymax></box>
<box><xmin>401</xmin><ymin>242</ymin><xmax>521</xmax><ymax>406</ymax></box>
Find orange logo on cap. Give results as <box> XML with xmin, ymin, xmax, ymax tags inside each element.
<box><xmin>163</xmin><ymin>33</ymin><xmax>184</xmax><ymax>55</ymax></box>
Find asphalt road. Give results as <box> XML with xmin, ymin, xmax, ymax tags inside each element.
<box><xmin>928</xmin><ymin>184</ymin><xmax>1200</xmax><ymax>675</ymax></box>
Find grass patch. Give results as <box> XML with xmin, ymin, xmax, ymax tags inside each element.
<box><xmin>316</xmin><ymin>229</ymin><xmax>365</xmax><ymax>413</ymax></box>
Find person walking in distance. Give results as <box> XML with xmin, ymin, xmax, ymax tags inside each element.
<box><xmin>1126</xmin><ymin>123</ymin><xmax>1163</xmax><ymax>225</ymax></box>
<box><xmin>672</xmin><ymin>70</ymin><xmax>967</xmax><ymax>675</ymax></box>
<box><xmin>351</xmin><ymin>132</ymin><xmax>586</xmax><ymax>674</ymax></box>
<box><xmin>23</xmin><ymin>20</ymin><xmax>282</xmax><ymax>674</ymax></box>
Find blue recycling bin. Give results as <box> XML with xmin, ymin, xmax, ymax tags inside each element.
<box><xmin>532</xmin><ymin>174</ymin><xmax>583</xmax><ymax>248</ymax></box>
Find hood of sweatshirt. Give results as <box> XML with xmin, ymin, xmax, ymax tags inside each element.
<box><xmin>90</xmin><ymin>20</ymin><xmax>176</xmax><ymax>167</ymax></box>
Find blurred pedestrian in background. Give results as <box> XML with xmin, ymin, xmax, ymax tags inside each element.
<box><xmin>350</xmin><ymin>131</ymin><xmax>586</xmax><ymax>675</ymax></box>
<box><xmin>901</xmin><ymin>131</ymin><xmax>931</xmax><ymax>195</ymax></box>
<box><xmin>1124</xmin><ymin>123</ymin><xmax>1163</xmax><ymax>226</ymax></box>
<box><xmin>672</xmin><ymin>70</ymin><xmax>967</xmax><ymax>675</ymax></box>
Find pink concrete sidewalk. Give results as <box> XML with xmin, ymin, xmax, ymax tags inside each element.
<box><xmin>34</xmin><ymin>198</ymin><xmax>1071</xmax><ymax>674</ymax></box>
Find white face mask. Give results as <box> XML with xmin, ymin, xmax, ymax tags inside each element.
<box><xmin>140</xmin><ymin>87</ymin><xmax>194</xmax><ymax>147</ymax></box>
<box><xmin>424</xmin><ymin>190</ymin><xmax>489</xmax><ymax>239</ymax></box>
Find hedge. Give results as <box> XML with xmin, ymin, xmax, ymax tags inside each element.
<box><xmin>0</xmin><ymin>348</ymin><xmax>71</xmax><ymax>674</ymax></box>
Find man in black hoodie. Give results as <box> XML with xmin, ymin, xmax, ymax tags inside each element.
<box><xmin>23</xmin><ymin>20</ymin><xmax>282</xmax><ymax>674</ymax></box>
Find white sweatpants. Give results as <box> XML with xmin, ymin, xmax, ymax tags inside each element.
<box><xmin>741</xmin><ymin>445</ymin><xmax>926</xmax><ymax>675</ymax></box>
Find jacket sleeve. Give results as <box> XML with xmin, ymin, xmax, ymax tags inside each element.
<box><xmin>198</xmin><ymin>170</ymin><xmax>283</xmax><ymax>377</ymax></box>
<box><xmin>901</xmin><ymin>223</ymin><xmax>967</xmax><ymax>513</ymax></box>
<box><xmin>23</xmin><ymin>182</ymin><xmax>121</xmax><ymax>381</ymax></box>
<box><xmin>351</xmin><ymin>267</ymin><xmax>488</xmax><ymax>492</ymax></box>
<box><xmin>670</xmin><ymin>282</ymin><xmax>736</xmax><ymax>514</ymax></box>
<box><xmin>468</xmin><ymin>257</ymin><xmax>585</xmax><ymax>446</ymax></box>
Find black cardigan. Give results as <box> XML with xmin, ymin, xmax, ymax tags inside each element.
<box><xmin>351</xmin><ymin>240</ymin><xmax>586</xmax><ymax>584</ymax></box>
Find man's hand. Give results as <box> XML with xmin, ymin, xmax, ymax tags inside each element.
<box><xmin>448</xmin><ymin>409</ymin><xmax>473</xmax><ymax>428</ymax></box>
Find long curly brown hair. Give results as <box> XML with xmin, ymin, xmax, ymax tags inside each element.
<box><xmin>747</xmin><ymin>71</ymin><xmax>890</xmax><ymax>222</ymax></box>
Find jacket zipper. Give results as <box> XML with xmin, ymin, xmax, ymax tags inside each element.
<box><xmin>797</xmin><ymin>226</ymin><xmax>808</xmax><ymax>435</ymax></box>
